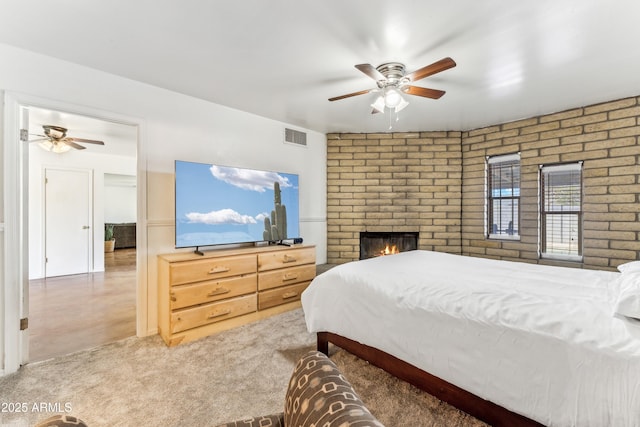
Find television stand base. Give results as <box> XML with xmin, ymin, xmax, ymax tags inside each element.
<box><xmin>194</xmin><ymin>247</ymin><xmax>205</xmax><ymax>256</ymax></box>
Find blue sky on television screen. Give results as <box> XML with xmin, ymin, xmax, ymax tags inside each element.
<box><xmin>175</xmin><ymin>161</ymin><xmax>300</xmax><ymax>247</ymax></box>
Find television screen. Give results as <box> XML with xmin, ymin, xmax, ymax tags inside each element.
<box><xmin>175</xmin><ymin>160</ymin><xmax>300</xmax><ymax>248</ymax></box>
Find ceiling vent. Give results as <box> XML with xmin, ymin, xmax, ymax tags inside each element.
<box><xmin>284</xmin><ymin>128</ymin><xmax>307</xmax><ymax>147</ymax></box>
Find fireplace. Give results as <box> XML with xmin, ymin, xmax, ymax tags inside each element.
<box><xmin>359</xmin><ymin>232</ymin><xmax>419</xmax><ymax>260</ymax></box>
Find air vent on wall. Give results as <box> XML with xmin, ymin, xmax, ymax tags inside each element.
<box><xmin>284</xmin><ymin>128</ymin><xmax>307</xmax><ymax>147</ymax></box>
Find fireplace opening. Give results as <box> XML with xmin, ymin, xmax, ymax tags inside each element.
<box><xmin>359</xmin><ymin>232</ymin><xmax>419</xmax><ymax>260</ymax></box>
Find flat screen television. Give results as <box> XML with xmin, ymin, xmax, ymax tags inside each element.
<box><xmin>174</xmin><ymin>160</ymin><xmax>300</xmax><ymax>249</ymax></box>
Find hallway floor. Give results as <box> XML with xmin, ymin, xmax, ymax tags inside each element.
<box><xmin>28</xmin><ymin>248</ymin><xmax>137</xmax><ymax>362</ymax></box>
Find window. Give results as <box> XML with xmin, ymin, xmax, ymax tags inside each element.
<box><xmin>487</xmin><ymin>153</ymin><xmax>520</xmax><ymax>239</ymax></box>
<box><xmin>540</xmin><ymin>163</ymin><xmax>583</xmax><ymax>261</ymax></box>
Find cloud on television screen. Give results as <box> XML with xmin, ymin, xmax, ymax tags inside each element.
<box><xmin>210</xmin><ymin>165</ymin><xmax>292</xmax><ymax>192</ymax></box>
<box><xmin>186</xmin><ymin>208</ymin><xmax>257</xmax><ymax>225</ymax></box>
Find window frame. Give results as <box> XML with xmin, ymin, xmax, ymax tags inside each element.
<box><xmin>486</xmin><ymin>153</ymin><xmax>521</xmax><ymax>240</ymax></box>
<box><xmin>539</xmin><ymin>162</ymin><xmax>583</xmax><ymax>262</ymax></box>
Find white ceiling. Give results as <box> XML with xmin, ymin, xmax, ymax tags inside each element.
<box><xmin>2</xmin><ymin>0</ymin><xmax>640</xmax><ymax>134</ymax></box>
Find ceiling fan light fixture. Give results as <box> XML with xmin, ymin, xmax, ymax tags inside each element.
<box><xmin>39</xmin><ymin>140</ymin><xmax>71</xmax><ymax>154</ymax></box>
<box><xmin>395</xmin><ymin>97</ymin><xmax>409</xmax><ymax>113</ymax></box>
<box><xmin>371</xmin><ymin>95</ymin><xmax>386</xmax><ymax>114</ymax></box>
<box><xmin>383</xmin><ymin>87</ymin><xmax>403</xmax><ymax>108</ymax></box>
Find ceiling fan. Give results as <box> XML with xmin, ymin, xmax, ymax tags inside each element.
<box><xmin>30</xmin><ymin>125</ymin><xmax>105</xmax><ymax>153</ymax></box>
<box><xmin>329</xmin><ymin>57</ymin><xmax>456</xmax><ymax>114</ymax></box>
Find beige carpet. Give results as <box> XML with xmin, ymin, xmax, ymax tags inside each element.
<box><xmin>0</xmin><ymin>309</ymin><xmax>487</xmax><ymax>427</ymax></box>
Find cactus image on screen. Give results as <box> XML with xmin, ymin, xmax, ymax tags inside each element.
<box><xmin>263</xmin><ymin>181</ymin><xmax>288</xmax><ymax>241</ymax></box>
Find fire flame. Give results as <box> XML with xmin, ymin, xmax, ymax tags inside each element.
<box><xmin>378</xmin><ymin>244</ymin><xmax>399</xmax><ymax>256</ymax></box>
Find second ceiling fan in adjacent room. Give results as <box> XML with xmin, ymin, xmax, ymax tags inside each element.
<box><xmin>30</xmin><ymin>125</ymin><xmax>105</xmax><ymax>153</ymax></box>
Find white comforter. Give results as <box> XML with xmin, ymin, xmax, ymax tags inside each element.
<box><xmin>301</xmin><ymin>250</ymin><xmax>640</xmax><ymax>427</ymax></box>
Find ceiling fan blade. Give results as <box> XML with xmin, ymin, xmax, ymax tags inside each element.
<box><xmin>328</xmin><ymin>89</ymin><xmax>372</xmax><ymax>102</ymax></box>
<box><xmin>64</xmin><ymin>141</ymin><xmax>87</xmax><ymax>150</ymax></box>
<box><xmin>355</xmin><ymin>64</ymin><xmax>385</xmax><ymax>81</ymax></box>
<box><xmin>66</xmin><ymin>137</ymin><xmax>105</xmax><ymax>145</ymax></box>
<box><xmin>406</xmin><ymin>57</ymin><xmax>456</xmax><ymax>82</ymax></box>
<box><xmin>28</xmin><ymin>138</ymin><xmax>48</xmax><ymax>143</ymax></box>
<box><xmin>403</xmin><ymin>86</ymin><xmax>446</xmax><ymax>99</ymax></box>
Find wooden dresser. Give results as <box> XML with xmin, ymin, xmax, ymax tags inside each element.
<box><xmin>157</xmin><ymin>244</ymin><xmax>315</xmax><ymax>346</ymax></box>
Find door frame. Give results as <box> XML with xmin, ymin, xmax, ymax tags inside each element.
<box><xmin>2</xmin><ymin>91</ymin><xmax>148</xmax><ymax>375</ymax></box>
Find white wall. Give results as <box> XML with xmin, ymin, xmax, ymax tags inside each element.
<box><xmin>104</xmin><ymin>179</ymin><xmax>137</xmax><ymax>224</ymax></box>
<box><xmin>0</xmin><ymin>43</ymin><xmax>327</xmax><ymax>374</ymax></box>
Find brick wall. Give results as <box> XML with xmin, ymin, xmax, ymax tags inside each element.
<box><xmin>327</xmin><ymin>95</ymin><xmax>640</xmax><ymax>269</ymax></box>
<box><xmin>326</xmin><ymin>132</ymin><xmax>462</xmax><ymax>264</ymax></box>
<box><xmin>462</xmin><ymin>96</ymin><xmax>640</xmax><ymax>270</ymax></box>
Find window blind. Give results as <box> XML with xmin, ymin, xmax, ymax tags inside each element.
<box><xmin>540</xmin><ymin>163</ymin><xmax>582</xmax><ymax>258</ymax></box>
<box><xmin>487</xmin><ymin>154</ymin><xmax>520</xmax><ymax>238</ymax></box>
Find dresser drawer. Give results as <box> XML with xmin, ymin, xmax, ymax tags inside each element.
<box><xmin>258</xmin><ymin>282</ymin><xmax>310</xmax><ymax>310</ymax></box>
<box><xmin>257</xmin><ymin>247</ymin><xmax>316</xmax><ymax>272</ymax></box>
<box><xmin>171</xmin><ymin>294</ymin><xmax>257</xmax><ymax>333</ymax></box>
<box><xmin>170</xmin><ymin>274</ymin><xmax>257</xmax><ymax>310</ymax></box>
<box><xmin>258</xmin><ymin>264</ymin><xmax>316</xmax><ymax>291</ymax></box>
<box><xmin>170</xmin><ymin>254</ymin><xmax>256</xmax><ymax>285</ymax></box>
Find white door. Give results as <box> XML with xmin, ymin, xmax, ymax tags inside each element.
<box><xmin>44</xmin><ymin>168</ymin><xmax>92</xmax><ymax>277</ymax></box>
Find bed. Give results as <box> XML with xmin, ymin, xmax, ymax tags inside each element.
<box><xmin>301</xmin><ymin>250</ymin><xmax>640</xmax><ymax>427</ymax></box>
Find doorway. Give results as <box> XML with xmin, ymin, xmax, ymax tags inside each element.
<box><xmin>26</xmin><ymin>106</ymin><xmax>139</xmax><ymax>362</ymax></box>
<box><xmin>3</xmin><ymin>92</ymin><xmax>148</xmax><ymax>374</ymax></box>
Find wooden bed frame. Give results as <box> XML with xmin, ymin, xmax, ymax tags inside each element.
<box><xmin>317</xmin><ymin>331</ymin><xmax>545</xmax><ymax>427</ymax></box>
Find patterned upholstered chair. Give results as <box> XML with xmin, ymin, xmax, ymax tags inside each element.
<box><xmin>217</xmin><ymin>350</ymin><xmax>383</xmax><ymax>427</ymax></box>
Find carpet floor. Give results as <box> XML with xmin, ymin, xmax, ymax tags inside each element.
<box><xmin>0</xmin><ymin>309</ymin><xmax>487</xmax><ymax>426</ymax></box>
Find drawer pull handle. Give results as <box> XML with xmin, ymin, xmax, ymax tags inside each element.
<box><xmin>207</xmin><ymin>287</ymin><xmax>230</xmax><ymax>297</ymax></box>
<box><xmin>208</xmin><ymin>266</ymin><xmax>230</xmax><ymax>274</ymax></box>
<box><xmin>282</xmin><ymin>291</ymin><xmax>298</xmax><ymax>299</ymax></box>
<box><xmin>283</xmin><ymin>273</ymin><xmax>299</xmax><ymax>281</ymax></box>
<box><xmin>208</xmin><ymin>309</ymin><xmax>231</xmax><ymax>319</ymax></box>
<box><xmin>283</xmin><ymin>255</ymin><xmax>297</xmax><ymax>263</ymax></box>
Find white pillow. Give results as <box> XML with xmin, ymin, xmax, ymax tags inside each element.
<box><xmin>614</xmin><ymin>272</ymin><xmax>640</xmax><ymax>320</ymax></box>
<box><xmin>617</xmin><ymin>261</ymin><xmax>640</xmax><ymax>273</ymax></box>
